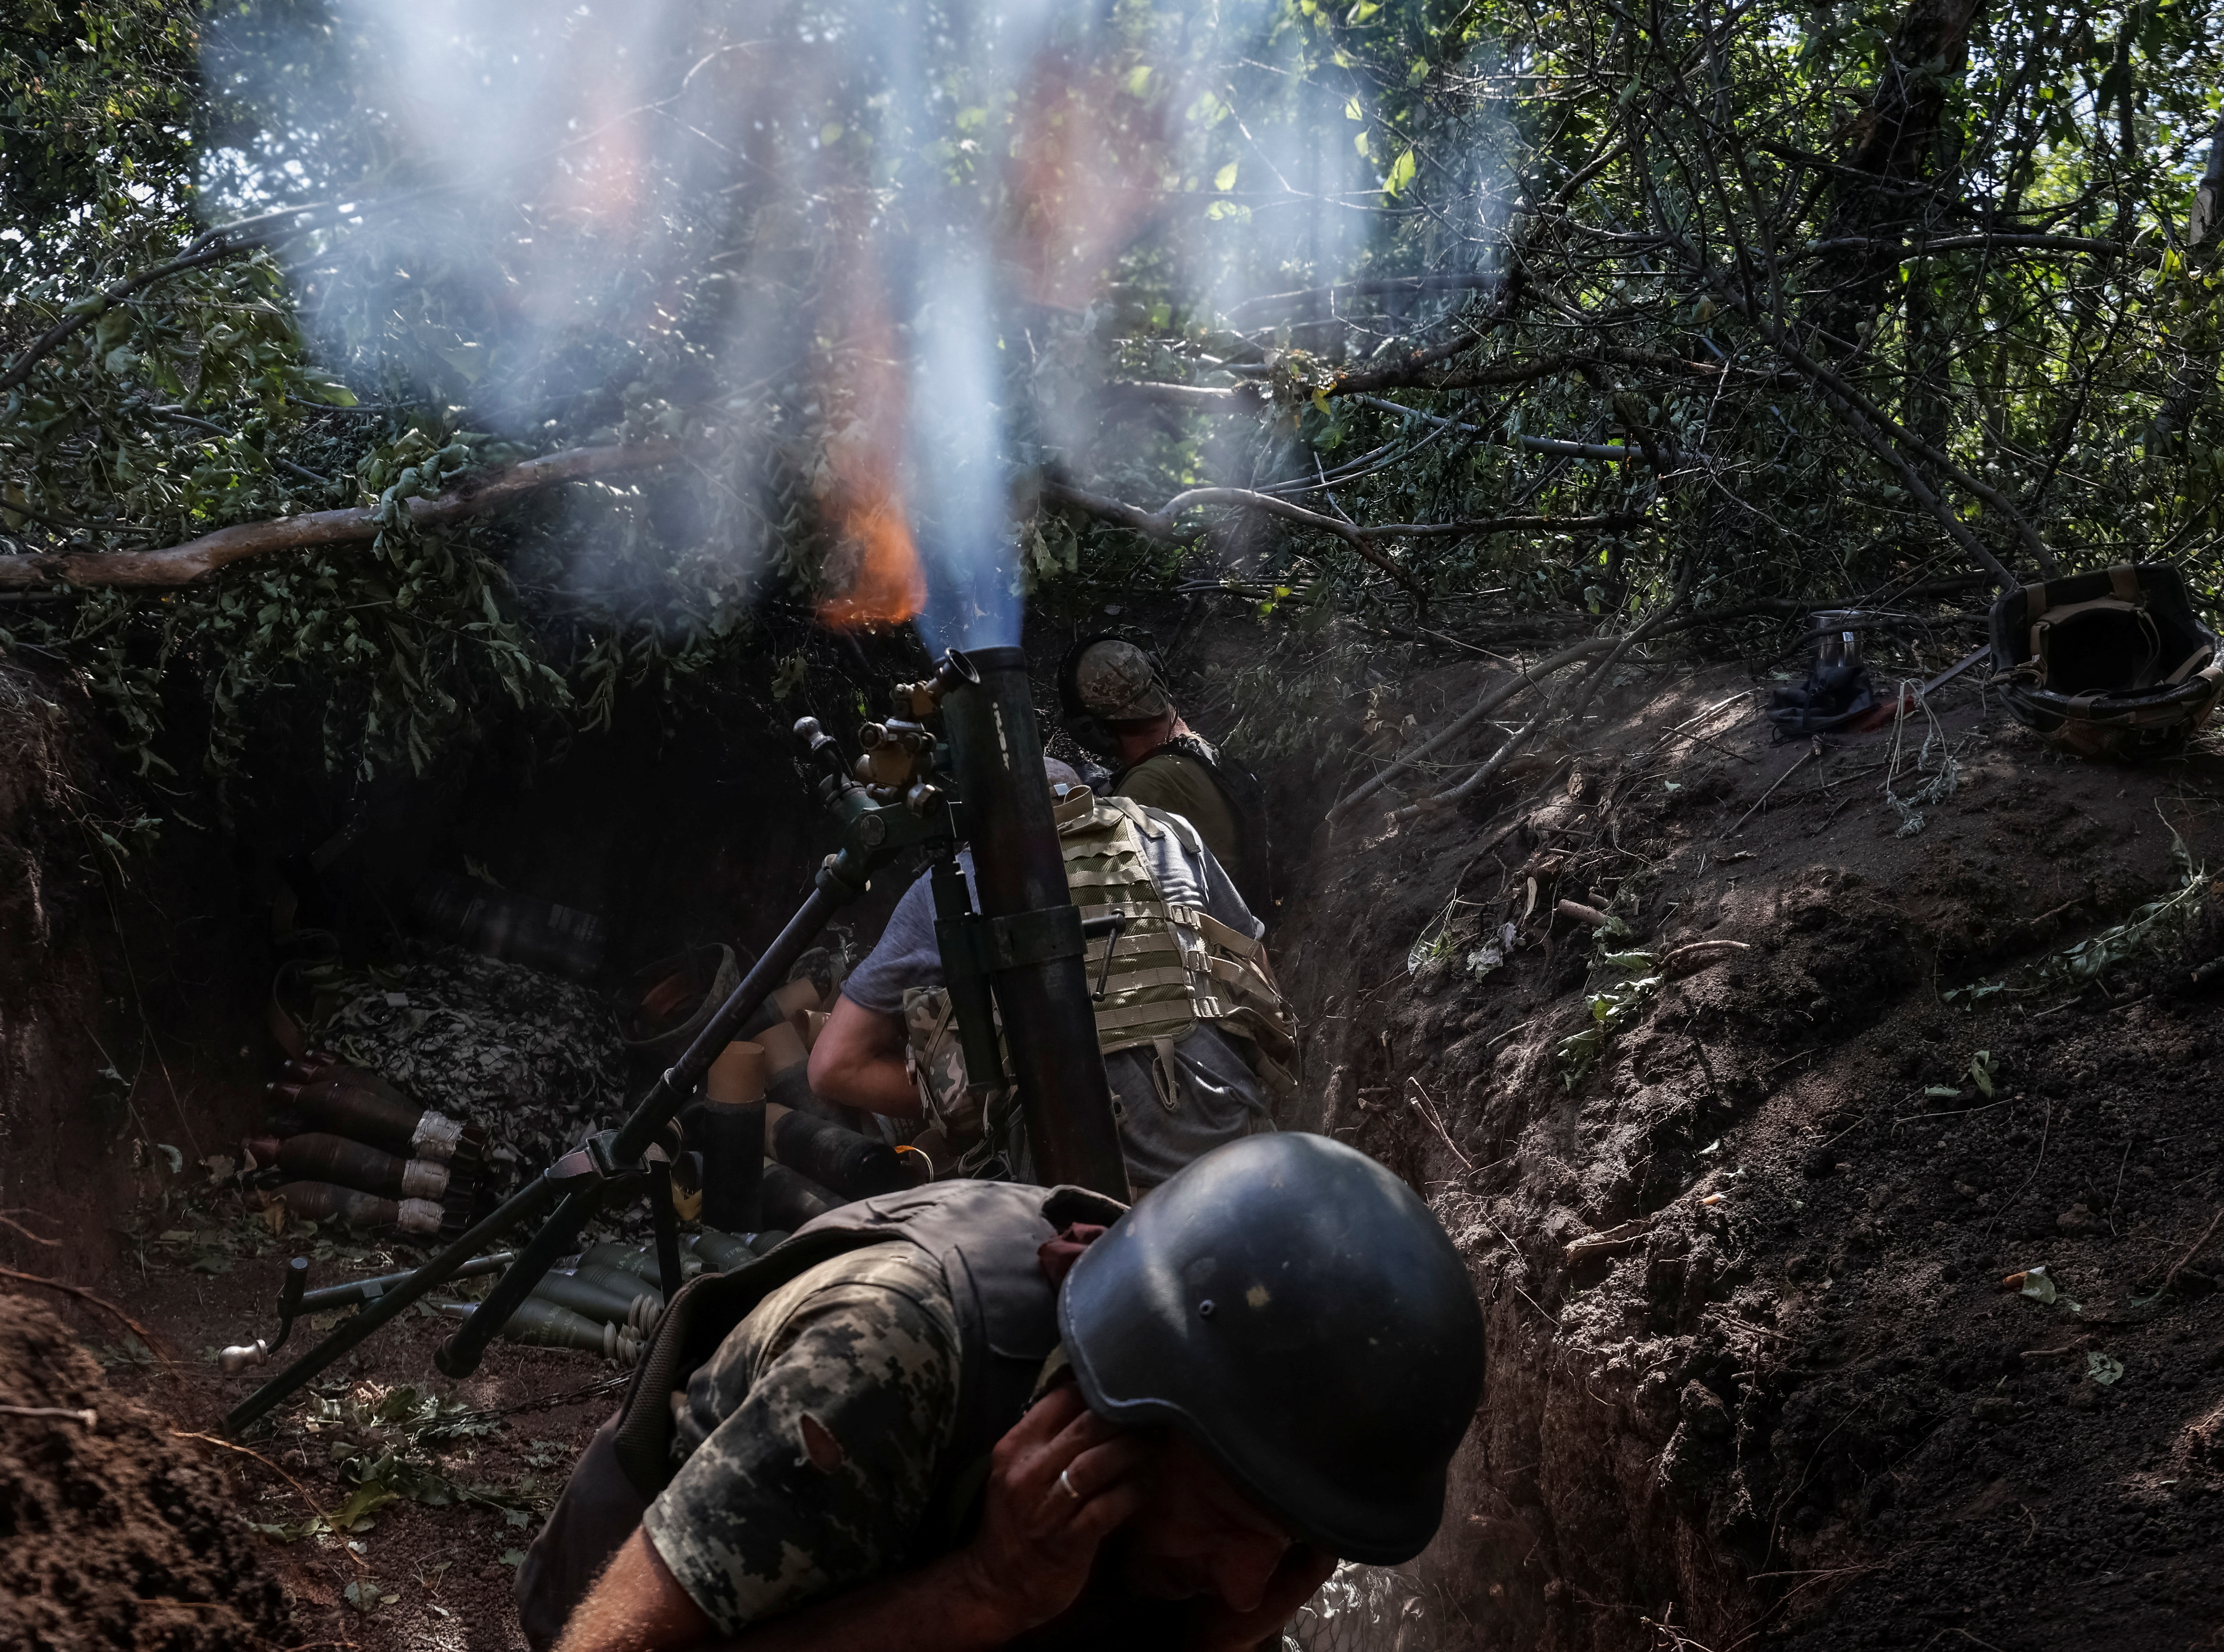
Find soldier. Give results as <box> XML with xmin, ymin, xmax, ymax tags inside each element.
<box><xmin>807</xmin><ymin>760</ymin><xmax>1292</xmax><ymax>1192</ymax></box>
<box><xmin>524</xmin><ymin>1132</ymin><xmax>1486</xmax><ymax>1651</ymax></box>
<box><xmin>1057</xmin><ymin>636</ymin><xmax>1271</xmax><ymax>913</ymax></box>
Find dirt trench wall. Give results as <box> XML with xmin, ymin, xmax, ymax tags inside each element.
<box><xmin>1274</xmin><ymin>663</ymin><xmax>2224</xmax><ymax>1651</ymax></box>
<box><xmin>0</xmin><ymin>665</ymin><xmax>269</xmax><ymax>1283</ymax></box>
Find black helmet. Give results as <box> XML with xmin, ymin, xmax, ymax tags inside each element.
<box><xmin>1057</xmin><ymin>1133</ymin><xmax>1484</xmax><ymax>1565</ymax></box>
<box><xmin>1991</xmin><ymin>563</ymin><xmax>2224</xmax><ymax>759</ymax></box>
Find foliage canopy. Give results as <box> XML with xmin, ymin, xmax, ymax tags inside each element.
<box><xmin>4</xmin><ymin>0</ymin><xmax>2222</xmax><ymax>806</ymax></box>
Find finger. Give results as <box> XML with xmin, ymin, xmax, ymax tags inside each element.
<box><xmin>1056</xmin><ymin>1434</ymin><xmax>1152</xmax><ymax>1505</ymax></box>
<box><xmin>1062</xmin><ymin>1476</ymin><xmax>1151</xmax><ymax>1549</ymax></box>
<box><xmin>1042</xmin><ymin>1402</ymin><xmax>1124</xmax><ymax>1466</ymax></box>
<box><xmin>994</xmin><ymin>1385</ymin><xmax>1089</xmax><ymax>1475</ymax></box>
<box><xmin>1012</xmin><ymin>1381</ymin><xmax>1089</xmax><ymax>1440</ymax></box>
<box><xmin>1007</xmin><ymin>1402</ymin><xmax>1120</xmax><ymax>1502</ymax></box>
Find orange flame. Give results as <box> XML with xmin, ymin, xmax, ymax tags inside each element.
<box><xmin>813</xmin><ymin>232</ymin><xmax>926</xmax><ymax>629</ymax></box>
<box><xmin>817</xmin><ymin>467</ymin><xmax>926</xmax><ymax>628</ymax></box>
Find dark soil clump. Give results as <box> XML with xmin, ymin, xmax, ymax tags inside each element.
<box><xmin>0</xmin><ymin>1295</ymin><xmax>293</xmax><ymax>1651</ymax></box>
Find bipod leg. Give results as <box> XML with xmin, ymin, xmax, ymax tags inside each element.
<box><xmin>648</xmin><ymin>1159</ymin><xmax>683</xmax><ymax>1300</ymax></box>
<box><xmin>434</xmin><ymin>883</ymin><xmax>846</xmax><ymax>1378</ymax></box>
<box><xmin>223</xmin><ymin>1172</ymin><xmax>559</xmax><ymax>1435</ymax></box>
<box><xmin>433</xmin><ymin>1181</ymin><xmax>609</xmax><ymax>1378</ymax></box>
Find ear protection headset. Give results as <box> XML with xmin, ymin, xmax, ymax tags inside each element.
<box><xmin>1056</xmin><ymin>629</ymin><xmax>1173</xmax><ymax>761</ymax></box>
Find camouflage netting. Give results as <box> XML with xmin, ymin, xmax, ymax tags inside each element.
<box><xmin>1284</xmin><ymin>1564</ymin><xmax>1430</xmax><ymax>1652</ymax></box>
<box><xmin>312</xmin><ymin>946</ymin><xmax>630</xmax><ymax>1176</ymax></box>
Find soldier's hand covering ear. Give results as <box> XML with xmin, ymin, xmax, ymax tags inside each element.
<box><xmin>955</xmin><ymin>1383</ymin><xmax>1151</xmax><ymax>1633</ymax></box>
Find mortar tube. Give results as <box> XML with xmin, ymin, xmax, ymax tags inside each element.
<box><xmin>938</xmin><ymin>646</ymin><xmax>1127</xmax><ymax>1197</ymax></box>
<box><xmin>432</xmin><ymin>884</ymin><xmax>844</xmax><ymax>1381</ymax></box>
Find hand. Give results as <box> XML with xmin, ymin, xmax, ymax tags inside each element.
<box><xmin>953</xmin><ymin>1383</ymin><xmax>1152</xmax><ymax>1636</ymax></box>
<box><xmin>1188</xmin><ymin>1543</ymin><xmax>1339</xmax><ymax>1652</ymax></box>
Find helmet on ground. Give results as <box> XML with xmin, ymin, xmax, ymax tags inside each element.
<box><xmin>1991</xmin><ymin>562</ymin><xmax>2224</xmax><ymax>759</ymax></box>
<box><xmin>1057</xmin><ymin>1132</ymin><xmax>1484</xmax><ymax>1565</ymax></box>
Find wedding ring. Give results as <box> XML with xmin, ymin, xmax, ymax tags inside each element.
<box><xmin>1057</xmin><ymin>1468</ymin><xmax>1083</xmax><ymax>1502</ymax></box>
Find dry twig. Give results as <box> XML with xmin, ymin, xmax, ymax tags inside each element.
<box><xmin>0</xmin><ymin>1265</ymin><xmax>174</xmax><ymax>1371</ymax></box>
<box><xmin>2162</xmin><ymin>1205</ymin><xmax>2224</xmax><ymax>1295</ymax></box>
<box><xmin>0</xmin><ymin>1404</ymin><xmax>98</xmax><ymax>1427</ymax></box>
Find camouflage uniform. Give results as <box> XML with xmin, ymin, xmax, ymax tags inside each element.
<box><xmin>640</xmin><ymin>1245</ymin><xmax>965</xmax><ymax>1634</ymax></box>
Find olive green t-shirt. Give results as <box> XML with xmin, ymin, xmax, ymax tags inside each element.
<box><xmin>1114</xmin><ymin>750</ymin><xmax>1241</xmax><ymax>879</ymax></box>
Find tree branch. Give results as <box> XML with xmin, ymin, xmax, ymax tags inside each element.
<box><xmin>1797</xmin><ymin>232</ymin><xmax>2130</xmax><ymax>259</ymax></box>
<box><xmin>1040</xmin><ymin>481</ymin><xmax>1646</xmax><ymax>596</ymax></box>
<box><xmin>1042</xmin><ymin>481</ymin><xmax>1424</xmax><ymax>594</ymax></box>
<box><xmin>0</xmin><ymin>244</ymin><xmax>244</xmax><ymax>396</ymax></box>
<box><xmin>152</xmin><ymin>408</ymin><xmax>336</xmax><ymax>490</ymax></box>
<box><xmin>1764</xmin><ymin>326</ymin><xmax>2061</xmax><ymax>576</ymax></box>
<box><xmin>1222</xmin><ymin>272</ymin><xmax>1511</xmax><ymax>322</ymax></box>
<box><xmin>1330</xmin><ymin>635</ymin><xmax>1624</xmax><ymax>817</ymax></box>
<box><xmin>0</xmin><ymin>443</ymin><xmax>700</xmax><ymax>588</ymax></box>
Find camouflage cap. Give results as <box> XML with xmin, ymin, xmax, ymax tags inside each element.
<box><xmin>1072</xmin><ymin>640</ymin><xmax>1171</xmax><ymax>722</ymax></box>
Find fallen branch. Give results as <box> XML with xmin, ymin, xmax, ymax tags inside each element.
<box><xmin>1797</xmin><ymin>232</ymin><xmax>2129</xmax><ymax>260</ymax></box>
<box><xmin>0</xmin><ymin>443</ymin><xmax>700</xmax><ymax>588</ymax></box>
<box><xmin>1223</xmin><ymin>270</ymin><xmax>1511</xmax><ymax>321</ymax></box>
<box><xmin>1330</xmin><ymin>636</ymin><xmax>1623</xmax><ymax>819</ymax></box>
<box><xmin>1398</xmin><ymin>573</ymin><xmax>1695</xmax><ymax>818</ymax></box>
<box><xmin>0</xmin><ymin>244</ymin><xmax>245</xmax><ymax>398</ymax></box>
<box><xmin>1762</xmin><ymin>330</ymin><xmax>2059</xmax><ymax>578</ymax></box>
<box><xmin>0</xmin><ymin>1212</ymin><xmax>62</xmax><ymax>1246</ymax></box>
<box><xmin>1701</xmin><ymin>274</ymin><xmax>2031</xmax><ymax>586</ymax></box>
<box><xmin>0</xmin><ymin>1264</ymin><xmax>173</xmax><ymax>1371</ymax></box>
<box><xmin>1557</xmin><ymin>898</ymin><xmax>1612</xmax><ymax>928</ymax></box>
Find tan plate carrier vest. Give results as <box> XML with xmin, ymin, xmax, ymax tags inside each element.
<box><xmin>903</xmin><ymin>790</ymin><xmax>1294</xmax><ymax>1170</ymax></box>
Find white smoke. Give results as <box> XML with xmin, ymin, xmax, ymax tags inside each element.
<box><xmin>201</xmin><ymin>0</ymin><xmax>1428</xmax><ymax>648</ymax></box>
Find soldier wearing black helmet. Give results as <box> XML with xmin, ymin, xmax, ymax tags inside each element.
<box><xmin>521</xmin><ymin>1133</ymin><xmax>1484</xmax><ymax>1652</ymax></box>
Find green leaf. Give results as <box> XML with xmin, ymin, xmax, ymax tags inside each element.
<box><xmin>1213</xmin><ymin>161</ymin><xmax>1239</xmax><ymax>192</ymax></box>
<box><xmin>1384</xmin><ymin>149</ymin><xmax>1417</xmax><ymax>195</ymax></box>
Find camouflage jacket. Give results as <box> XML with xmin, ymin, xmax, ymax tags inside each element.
<box><xmin>635</xmin><ymin>1182</ymin><xmax>1075</xmax><ymax>1635</ymax></box>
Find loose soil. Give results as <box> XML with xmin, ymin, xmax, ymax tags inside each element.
<box><xmin>10</xmin><ymin>637</ymin><xmax>2224</xmax><ymax>1652</ymax></box>
<box><xmin>1283</xmin><ymin>657</ymin><xmax>2224</xmax><ymax>1650</ymax></box>
<box><xmin>0</xmin><ymin>1295</ymin><xmax>291</xmax><ymax>1651</ymax></box>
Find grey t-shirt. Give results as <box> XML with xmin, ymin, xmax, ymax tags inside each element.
<box><xmin>843</xmin><ymin>814</ymin><xmax>1274</xmax><ymax>1190</ymax></box>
